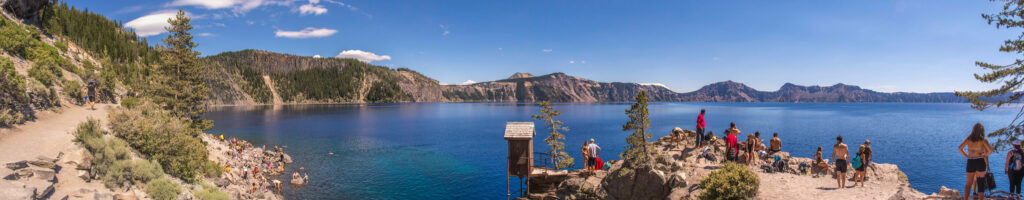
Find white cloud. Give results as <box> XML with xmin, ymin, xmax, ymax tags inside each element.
<box><xmin>313</xmin><ymin>54</ymin><xmax>322</xmax><ymax>58</ymax></box>
<box><xmin>309</xmin><ymin>0</ymin><xmax>320</xmax><ymax>3</ymax></box>
<box><xmin>497</xmin><ymin>47</ymin><xmax>503</xmax><ymax>51</ymax></box>
<box><xmin>335</xmin><ymin>50</ymin><xmax>391</xmax><ymax>63</ymax></box>
<box><xmin>246</xmin><ymin>20</ymin><xmax>255</xmax><ymax>25</ymax></box>
<box><xmin>439</xmin><ymin>24</ymin><xmax>450</xmax><ymax>36</ymax></box>
<box><xmin>460</xmin><ymin>80</ymin><xmax>477</xmax><ymax>85</ymax></box>
<box><xmin>581</xmin><ymin>60</ymin><xmax>586</xmax><ymax>64</ymax></box>
<box><xmin>299</xmin><ymin>4</ymin><xmax>327</xmax><ymax>15</ymax></box>
<box><xmin>569</xmin><ymin>60</ymin><xmax>575</xmax><ymax>64</ymax></box>
<box><xmin>169</xmin><ymin>0</ymin><xmax>264</xmax><ymax>13</ymax></box>
<box><xmin>197</xmin><ymin>32</ymin><xmax>215</xmax><ymax>37</ymax></box>
<box><xmin>542</xmin><ymin>49</ymin><xmax>553</xmax><ymax>53</ymax></box>
<box><xmin>124</xmin><ymin>11</ymin><xmax>179</xmax><ymax>37</ymax></box>
<box><xmin>275</xmin><ymin>27</ymin><xmax>337</xmax><ymax>38</ymax></box>
<box><xmin>639</xmin><ymin>83</ymin><xmax>669</xmax><ymax>89</ymax></box>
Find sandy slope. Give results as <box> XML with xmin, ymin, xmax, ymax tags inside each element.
<box><xmin>0</xmin><ymin>104</ymin><xmax>118</xmax><ymax>199</ymax></box>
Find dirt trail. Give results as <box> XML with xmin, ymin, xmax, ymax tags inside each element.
<box><xmin>0</xmin><ymin>104</ymin><xmax>117</xmax><ymax>199</ymax></box>
<box><xmin>263</xmin><ymin>75</ymin><xmax>284</xmax><ymax>105</ymax></box>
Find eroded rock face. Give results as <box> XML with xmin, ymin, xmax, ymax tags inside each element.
<box><xmin>602</xmin><ymin>165</ymin><xmax>672</xmax><ymax>200</ymax></box>
<box><xmin>2</xmin><ymin>0</ymin><xmax>48</xmax><ymax>20</ymax></box>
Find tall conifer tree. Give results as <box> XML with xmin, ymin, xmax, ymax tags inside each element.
<box><xmin>153</xmin><ymin>10</ymin><xmax>211</xmax><ymax>130</ymax></box>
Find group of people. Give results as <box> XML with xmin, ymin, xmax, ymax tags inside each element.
<box><xmin>580</xmin><ymin>138</ymin><xmax>602</xmax><ymax>173</ymax></box>
<box><xmin>701</xmin><ymin>109</ymin><xmax>876</xmax><ymax>190</ymax></box>
<box><xmin>219</xmin><ymin>134</ymin><xmax>292</xmax><ymax>193</ymax></box>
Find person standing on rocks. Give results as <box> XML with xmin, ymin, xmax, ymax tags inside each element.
<box><xmin>959</xmin><ymin>123</ymin><xmax>993</xmax><ymax>200</ymax></box>
<box><xmin>696</xmin><ymin>109</ymin><xmax>706</xmax><ymax>148</ymax></box>
<box><xmin>832</xmin><ymin>135</ymin><xmax>849</xmax><ymax>189</ymax></box>
<box><xmin>1006</xmin><ymin>141</ymin><xmax>1024</xmax><ymax>194</ymax></box>
<box><xmin>587</xmin><ymin>139</ymin><xmax>601</xmax><ymax>174</ymax></box>
<box><xmin>581</xmin><ymin>140</ymin><xmax>590</xmax><ymax>170</ymax></box>
<box><xmin>726</xmin><ymin>122</ymin><xmax>740</xmax><ymax>162</ymax></box>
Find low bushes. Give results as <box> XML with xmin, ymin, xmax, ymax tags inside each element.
<box><xmin>145</xmin><ymin>178</ymin><xmax>181</xmax><ymax>200</ymax></box>
<box><xmin>108</xmin><ymin>101</ymin><xmax>211</xmax><ymax>182</ymax></box>
<box><xmin>0</xmin><ymin>108</ymin><xmax>23</xmax><ymax>127</ymax></box>
<box><xmin>699</xmin><ymin>162</ymin><xmax>759</xmax><ymax>200</ymax></box>
<box><xmin>193</xmin><ymin>183</ymin><xmax>230</xmax><ymax>200</ymax></box>
<box><xmin>28</xmin><ymin>59</ymin><xmax>60</xmax><ymax>86</ymax></box>
<box><xmin>0</xmin><ymin>57</ymin><xmax>28</xmax><ymax>126</ymax></box>
<box><xmin>73</xmin><ymin>119</ymin><xmax>166</xmax><ymax>189</ymax></box>
<box><xmin>63</xmin><ymin>79</ymin><xmax>83</xmax><ymax>105</ymax></box>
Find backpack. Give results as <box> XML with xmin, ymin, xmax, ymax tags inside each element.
<box><xmin>1012</xmin><ymin>150</ymin><xmax>1023</xmax><ymax>171</ymax></box>
<box><xmin>851</xmin><ymin>153</ymin><xmax>862</xmax><ymax>169</ymax></box>
<box><xmin>726</xmin><ymin>146</ymin><xmax>737</xmax><ymax>161</ymax></box>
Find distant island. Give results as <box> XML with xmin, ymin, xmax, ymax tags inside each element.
<box><xmin>203</xmin><ymin>50</ymin><xmax>970</xmax><ymax>105</ymax></box>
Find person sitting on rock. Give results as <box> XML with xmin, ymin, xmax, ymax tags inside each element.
<box><xmin>769</xmin><ymin>132</ymin><xmax>782</xmax><ymax>155</ymax></box>
<box><xmin>813</xmin><ymin>146</ymin><xmax>828</xmax><ymax>175</ymax></box>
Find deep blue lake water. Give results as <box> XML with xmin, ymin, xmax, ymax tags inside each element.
<box><xmin>204</xmin><ymin>103</ymin><xmax>1018</xmax><ymax>199</ymax></box>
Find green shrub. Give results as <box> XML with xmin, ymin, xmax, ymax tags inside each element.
<box><xmin>0</xmin><ymin>108</ymin><xmax>24</xmax><ymax>127</ymax></box>
<box><xmin>73</xmin><ymin>119</ymin><xmax>167</xmax><ymax>189</ymax></box>
<box><xmin>63</xmin><ymin>79</ymin><xmax>83</xmax><ymax>105</ymax></box>
<box><xmin>145</xmin><ymin>178</ymin><xmax>181</xmax><ymax>200</ymax></box>
<box><xmin>193</xmin><ymin>183</ymin><xmax>230</xmax><ymax>200</ymax></box>
<box><xmin>120</xmin><ymin>97</ymin><xmax>140</xmax><ymax>109</ymax></box>
<box><xmin>28</xmin><ymin>60</ymin><xmax>58</xmax><ymax>86</ymax></box>
<box><xmin>54</xmin><ymin>39</ymin><xmax>67</xmax><ymax>53</ymax></box>
<box><xmin>202</xmin><ymin>160</ymin><xmax>223</xmax><ymax>178</ymax></box>
<box><xmin>698</xmin><ymin>162</ymin><xmax>759</xmax><ymax>200</ymax></box>
<box><xmin>108</xmin><ymin>101</ymin><xmax>209</xmax><ymax>182</ymax></box>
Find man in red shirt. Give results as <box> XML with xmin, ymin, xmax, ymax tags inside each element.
<box><xmin>725</xmin><ymin>122</ymin><xmax>740</xmax><ymax>162</ymax></box>
<box><xmin>696</xmin><ymin>109</ymin><xmax>706</xmax><ymax>148</ymax></box>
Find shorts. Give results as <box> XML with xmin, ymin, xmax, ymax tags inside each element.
<box><xmin>855</xmin><ymin>165</ymin><xmax>866</xmax><ymax>172</ymax></box>
<box><xmin>587</xmin><ymin>157</ymin><xmax>596</xmax><ymax>168</ymax></box>
<box><xmin>835</xmin><ymin>159</ymin><xmax>848</xmax><ymax>173</ymax></box>
<box><xmin>695</xmin><ymin>128</ymin><xmax>705</xmax><ymax>145</ymax></box>
<box><xmin>967</xmin><ymin>158</ymin><xmax>987</xmax><ymax>173</ymax></box>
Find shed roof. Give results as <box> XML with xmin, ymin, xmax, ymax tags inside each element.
<box><xmin>504</xmin><ymin>122</ymin><xmax>535</xmax><ymax>139</ymax></box>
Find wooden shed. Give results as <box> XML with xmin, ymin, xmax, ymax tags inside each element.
<box><xmin>504</xmin><ymin>121</ymin><xmax>534</xmax><ymax>199</ymax></box>
<box><xmin>504</xmin><ymin>122</ymin><xmax>535</xmax><ymax>177</ymax></box>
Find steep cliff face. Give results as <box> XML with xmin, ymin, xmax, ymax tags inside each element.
<box><xmin>203</xmin><ymin>50</ymin><xmax>443</xmax><ymax>105</ymax></box>
<box><xmin>441</xmin><ymin>72</ymin><xmax>683</xmax><ymax>102</ymax></box>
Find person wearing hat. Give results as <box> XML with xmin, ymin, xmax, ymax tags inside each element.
<box><xmin>586</xmin><ymin>138</ymin><xmax>601</xmax><ymax>173</ymax></box>
<box><xmin>84</xmin><ymin>79</ymin><xmax>97</xmax><ymax>110</ymax></box>
<box><xmin>1006</xmin><ymin>140</ymin><xmax>1024</xmax><ymax>194</ymax></box>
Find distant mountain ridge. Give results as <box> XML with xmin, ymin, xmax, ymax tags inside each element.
<box><xmin>199</xmin><ymin>50</ymin><xmax>968</xmax><ymax>104</ymax></box>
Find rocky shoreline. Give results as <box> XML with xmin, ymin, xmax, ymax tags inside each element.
<box><xmin>201</xmin><ymin>133</ymin><xmax>295</xmax><ymax>200</ymax></box>
<box><xmin>528</xmin><ymin>130</ymin><xmax>946</xmax><ymax>200</ymax></box>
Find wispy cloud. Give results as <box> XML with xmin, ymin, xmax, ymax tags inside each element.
<box><xmin>335</xmin><ymin>50</ymin><xmax>391</xmax><ymax>63</ymax></box>
<box><xmin>124</xmin><ymin>10</ymin><xmax>181</xmax><ymax>37</ymax></box>
<box><xmin>197</xmin><ymin>32</ymin><xmax>216</xmax><ymax>37</ymax></box>
<box><xmin>541</xmin><ymin>49</ymin><xmax>553</xmax><ymax>53</ymax></box>
<box><xmin>168</xmin><ymin>0</ymin><xmax>265</xmax><ymax>13</ymax></box>
<box><xmin>275</xmin><ymin>27</ymin><xmax>337</xmax><ymax>38</ymax></box>
<box><xmin>460</xmin><ymin>80</ymin><xmax>477</xmax><ymax>85</ymax></box>
<box><xmin>439</xmin><ymin>24</ymin><xmax>450</xmax><ymax>36</ymax></box>
<box><xmin>116</xmin><ymin>5</ymin><xmax>146</xmax><ymax>14</ymax></box>
<box><xmin>299</xmin><ymin>3</ymin><xmax>327</xmax><ymax>15</ymax></box>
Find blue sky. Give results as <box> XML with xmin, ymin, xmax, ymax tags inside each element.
<box><xmin>70</xmin><ymin>0</ymin><xmax>1019</xmax><ymax>93</ymax></box>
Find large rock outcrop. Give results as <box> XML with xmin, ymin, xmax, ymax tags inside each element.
<box><xmin>2</xmin><ymin>0</ymin><xmax>48</xmax><ymax>20</ymax></box>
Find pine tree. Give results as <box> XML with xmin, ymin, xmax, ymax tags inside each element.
<box><xmin>152</xmin><ymin>10</ymin><xmax>211</xmax><ymax>130</ymax></box>
<box><xmin>958</xmin><ymin>0</ymin><xmax>1024</xmax><ymax>150</ymax></box>
<box><xmin>622</xmin><ymin>90</ymin><xmax>651</xmax><ymax>164</ymax></box>
<box><xmin>532</xmin><ymin>101</ymin><xmax>574</xmax><ymax>170</ymax></box>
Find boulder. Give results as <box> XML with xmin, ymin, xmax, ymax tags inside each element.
<box><xmin>0</xmin><ymin>181</ymin><xmax>32</xmax><ymax>200</ymax></box>
<box><xmin>555</xmin><ymin>173</ymin><xmax>606</xmax><ymax>199</ymax></box>
<box><xmin>668</xmin><ymin>172</ymin><xmax>687</xmax><ymax>188</ymax></box>
<box><xmin>5</xmin><ymin>161</ymin><xmax>28</xmax><ymax>170</ymax></box>
<box><xmin>15</xmin><ymin>168</ymin><xmax>33</xmax><ymax>178</ymax></box>
<box><xmin>3</xmin><ymin>173</ymin><xmax>19</xmax><ymax>180</ymax></box>
<box><xmin>27</xmin><ymin>160</ymin><xmax>54</xmax><ymax>169</ymax></box>
<box><xmin>95</xmin><ymin>192</ymin><xmax>114</xmax><ymax>200</ymax></box>
<box><xmin>213</xmin><ymin>178</ymin><xmax>231</xmax><ymax>187</ymax></box>
<box><xmin>602</xmin><ymin>165</ymin><xmax>672</xmax><ymax>200</ymax></box>
<box><xmin>24</xmin><ymin>178</ymin><xmax>54</xmax><ymax>199</ymax></box>
<box><xmin>33</xmin><ymin>168</ymin><xmax>56</xmax><ymax>182</ymax></box>
<box><xmin>35</xmin><ymin>155</ymin><xmax>58</xmax><ymax>163</ymax></box>
<box><xmin>290</xmin><ymin>177</ymin><xmax>305</xmax><ymax>185</ymax></box>
<box><xmin>938</xmin><ymin>186</ymin><xmax>959</xmax><ymax>197</ymax></box>
<box><xmin>282</xmin><ymin>154</ymin><xmax>293</xmax><ymax>164</ymax></box>
<box><xmin>887</xmin><ymin>186</ymin><xmax>926</xmax><ymax>200</ymax></box>
<box><xmin>77</xmin><ymin>170</ymin><xmax>90</xmax><ymax>181</ymax></box>
<box><xmin>113</xmin><ymin>193</ymin><xmax>137</xmax><ymax>200</ymax></box>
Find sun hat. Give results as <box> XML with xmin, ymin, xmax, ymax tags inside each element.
<box><xmin>590</xmin><ymin>138</ymin><xmax>594</xmax><ymax>142</ymax></box>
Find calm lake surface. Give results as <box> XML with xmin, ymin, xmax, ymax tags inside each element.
<box><xmin>205</xmin><ymin>103</ymin><xmax>1018</xmax><ymax>199</ymax></box>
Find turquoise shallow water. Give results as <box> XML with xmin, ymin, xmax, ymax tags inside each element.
<box><xmin>204</xmin><ymin>103</ymin><xmax>1018</xmax><ymax>199</ymax></box>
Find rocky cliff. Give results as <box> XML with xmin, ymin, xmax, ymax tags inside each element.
<box><xmin>441</xmin><ymin>72</ymin><xmax>683</xmax><ymax>102</ymax></box>
<box><xmin>677</xmin><ymin>81</ymin><xmax>966</xmax><ymax>102</ymax></box>
<box><xmin>202</xmin><ymin>50</ymin><xmax>443</xmax><ymax>105</ymax></box>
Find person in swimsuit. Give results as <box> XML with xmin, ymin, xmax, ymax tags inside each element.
<box><xmin>959</xmin><ymin>123</ymin><xmax>993</xmax><ymax>200</ymax></box>
<box><xmin>581</xmin><ymin>140</ymin><xmax>590</xmax><ymax>170</ymax></box>
<box><xmin>854</xmin><ymin>145</ymin><xmax>868</xmax><ymax>187</ymax></box>
<box><xmin>769</xmin><ymin>132</ymin><xmax>782</xmax><ymax>155</ymax></box>
<box><xmin>746</xmin><ymin>133</ymin><xmax>757</xmax><ymax>166</ymax></box>
<box><xmin>813</xmin><ymin>146</ymin><xmax>828</xmax><ymax>175</ymax></box>
<box><xmin>832</xmin><ymin>135</ymin><xmax>849</xmax><ymax>189</ymax></box>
